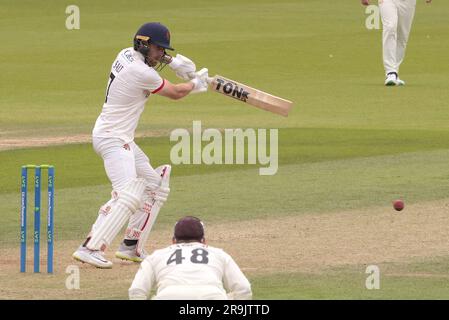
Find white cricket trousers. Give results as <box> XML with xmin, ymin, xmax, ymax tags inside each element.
<box><xmin>92</xmin><ymin>137</ymin><xmax>159</xmax><ymax>191</ymax></box>
<box><xmin>380</xmin><ymin>0</ymin><xmax>416</xmax><ymax>75</ymax></box>
<box><xmin>91</xmin><ymin>137</ymin><xmax>161</xmax><ymax>242</ymax></box>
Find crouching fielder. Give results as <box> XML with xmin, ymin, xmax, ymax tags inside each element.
<box><xmin>72</xmin><ymin>22</ymin><xmax>209</xmax><ymax>268</ymax></box>
<box><xmin>129</xmin><ymin>216</ymin><xmax>252</xmax><ymax>300</ymax></box>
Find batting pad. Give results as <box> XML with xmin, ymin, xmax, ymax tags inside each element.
<box><xmin>136</xmin><ymin>165</ymin><xmax>171</xmax><ymax>256</ymax></box>
<box><xmin>87</xmin><ymin>178</ymin><xmax>146</xmax><ymax>250</ymax></box>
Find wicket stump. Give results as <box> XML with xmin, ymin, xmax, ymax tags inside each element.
<box><xmin>20</xmin><ymin>164</ymin><xmax>55</xmax><ymax>273</ymax></box>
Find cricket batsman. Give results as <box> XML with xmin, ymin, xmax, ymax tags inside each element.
<box><xmin>72</xmin><ymin>22</ymin><xmax>209</xmax><ymax>268</ymax></box>
<box><xmin>361</xmin><ymin>0</ymin><xmax>432</xmax><ymax>86</ymax></box>
<box><xmin>129</xmin><ymin>216</ymin><xmax>253</xmax><ymax>300</ymax></box>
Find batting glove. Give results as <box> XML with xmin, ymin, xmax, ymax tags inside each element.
<box><xmin>190</xmin><ymin>68</ymin><xmax>209</xmax><ymax>94</ymax></box>
<box><xmin>169</xmin><ymin>54</ymin><xmax>196</xmax><ymax>80</ymax></box>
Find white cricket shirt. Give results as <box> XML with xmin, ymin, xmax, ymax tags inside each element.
<box><xmin>92</xmin><ymin>47</ymin><xmax>165</xmax><ymax>143</ymax></box>
<box><xmin>129</xmin><ymin>242</ymin><xmax>252</xmax><ymax>300</ymax></box>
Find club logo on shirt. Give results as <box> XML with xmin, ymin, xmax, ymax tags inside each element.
<box><xmin>123</xmin><ymin>49</ymin><xmax>134</xmax><ymax>62</ymax></box>
<box><xmin>123</xmin><ymin>144</ymin><xmax>131</xmax><ymax>151</ymax></box>
<box><xmin>144</xmin><ymin>90</ymin><xmax>150</xmax><ymax>98</ymax></box>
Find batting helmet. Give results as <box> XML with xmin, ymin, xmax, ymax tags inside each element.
<box><xmin>173</xmin><ymin>216</ymin><xmax>205</xmax><ymax>242</ymax></box>
<box><xmin>134</xmin><ymin>22</ymin><xmax>174</xmax><ymax>56</ymax></box>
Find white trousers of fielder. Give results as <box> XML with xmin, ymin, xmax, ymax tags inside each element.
<box><xmin>380</xmin><ymin>0</ymin><xmax>416</xmax><ymax>75</ymax></box>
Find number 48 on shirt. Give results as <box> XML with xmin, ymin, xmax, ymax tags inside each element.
<box><xmin>166</xmin><ymin>248</ymin><xmax>209</xmax><ymax>265</ymax></box>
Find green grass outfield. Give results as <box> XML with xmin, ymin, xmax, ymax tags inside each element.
<box><xmin>253</xmin><ymin>257</ymin><xmax>449</xmax><ymax>299</ymax></box>
<box><xmin>1</xmin><ymin>0</ymin><xmax>449</xmax><ymax>299</ymax></box>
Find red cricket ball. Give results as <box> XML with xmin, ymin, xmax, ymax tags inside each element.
<box><xmin>393</xmin><ymin>199</ymin><xmax>404</xmax><ymax>211</ymax></box>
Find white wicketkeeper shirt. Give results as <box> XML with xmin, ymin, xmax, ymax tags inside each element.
<box><xmin>129</xmin><ymin>242</ymin><xmax>252</xmax><ymax>300</ymax></box>
<box><xmin>92</xmin><ymin>47</ymin><xmax>165</xmax><ymax>143</ymax></box>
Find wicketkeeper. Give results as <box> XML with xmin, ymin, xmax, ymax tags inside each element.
<box><xmin>73</xmin><ymin>22</ymin><xmax>209</xmax><ymax>268</ymax></box>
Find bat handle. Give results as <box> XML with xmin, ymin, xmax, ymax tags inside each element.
<box><xmin>206</xmin><ymin>76</ymin><xmax>213</xmax><ymax>85</ymax></box>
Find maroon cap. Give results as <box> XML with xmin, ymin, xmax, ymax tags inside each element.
<box><xmin>174</xmin><ymin>216</ymin><xmax>205</xmax><ymax>242</ymax></box>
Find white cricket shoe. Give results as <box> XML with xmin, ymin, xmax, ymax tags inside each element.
<box><xmin>115</xmin><ymin>243</ymin><xmax>147</xmax><ymax>263</ymax></box>
<box><xmin>396</xmin><ymin>78</ymin><xmax>405</xmax><ymax>86</ymax></box>
<box><xmin>72</xmin><ymin>246</ymin><xmax>113</xmax><ymax>269</ymax></box>
<box><xmin>385</xmin><ymin>73</ymin><xmax>398</xmax><ymax>86</ymax></box>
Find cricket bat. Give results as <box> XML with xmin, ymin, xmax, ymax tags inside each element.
<box><xmin>207</xmin><ymin>75</ymin><xmax>293</xmax><ymax>117</ymax></box>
